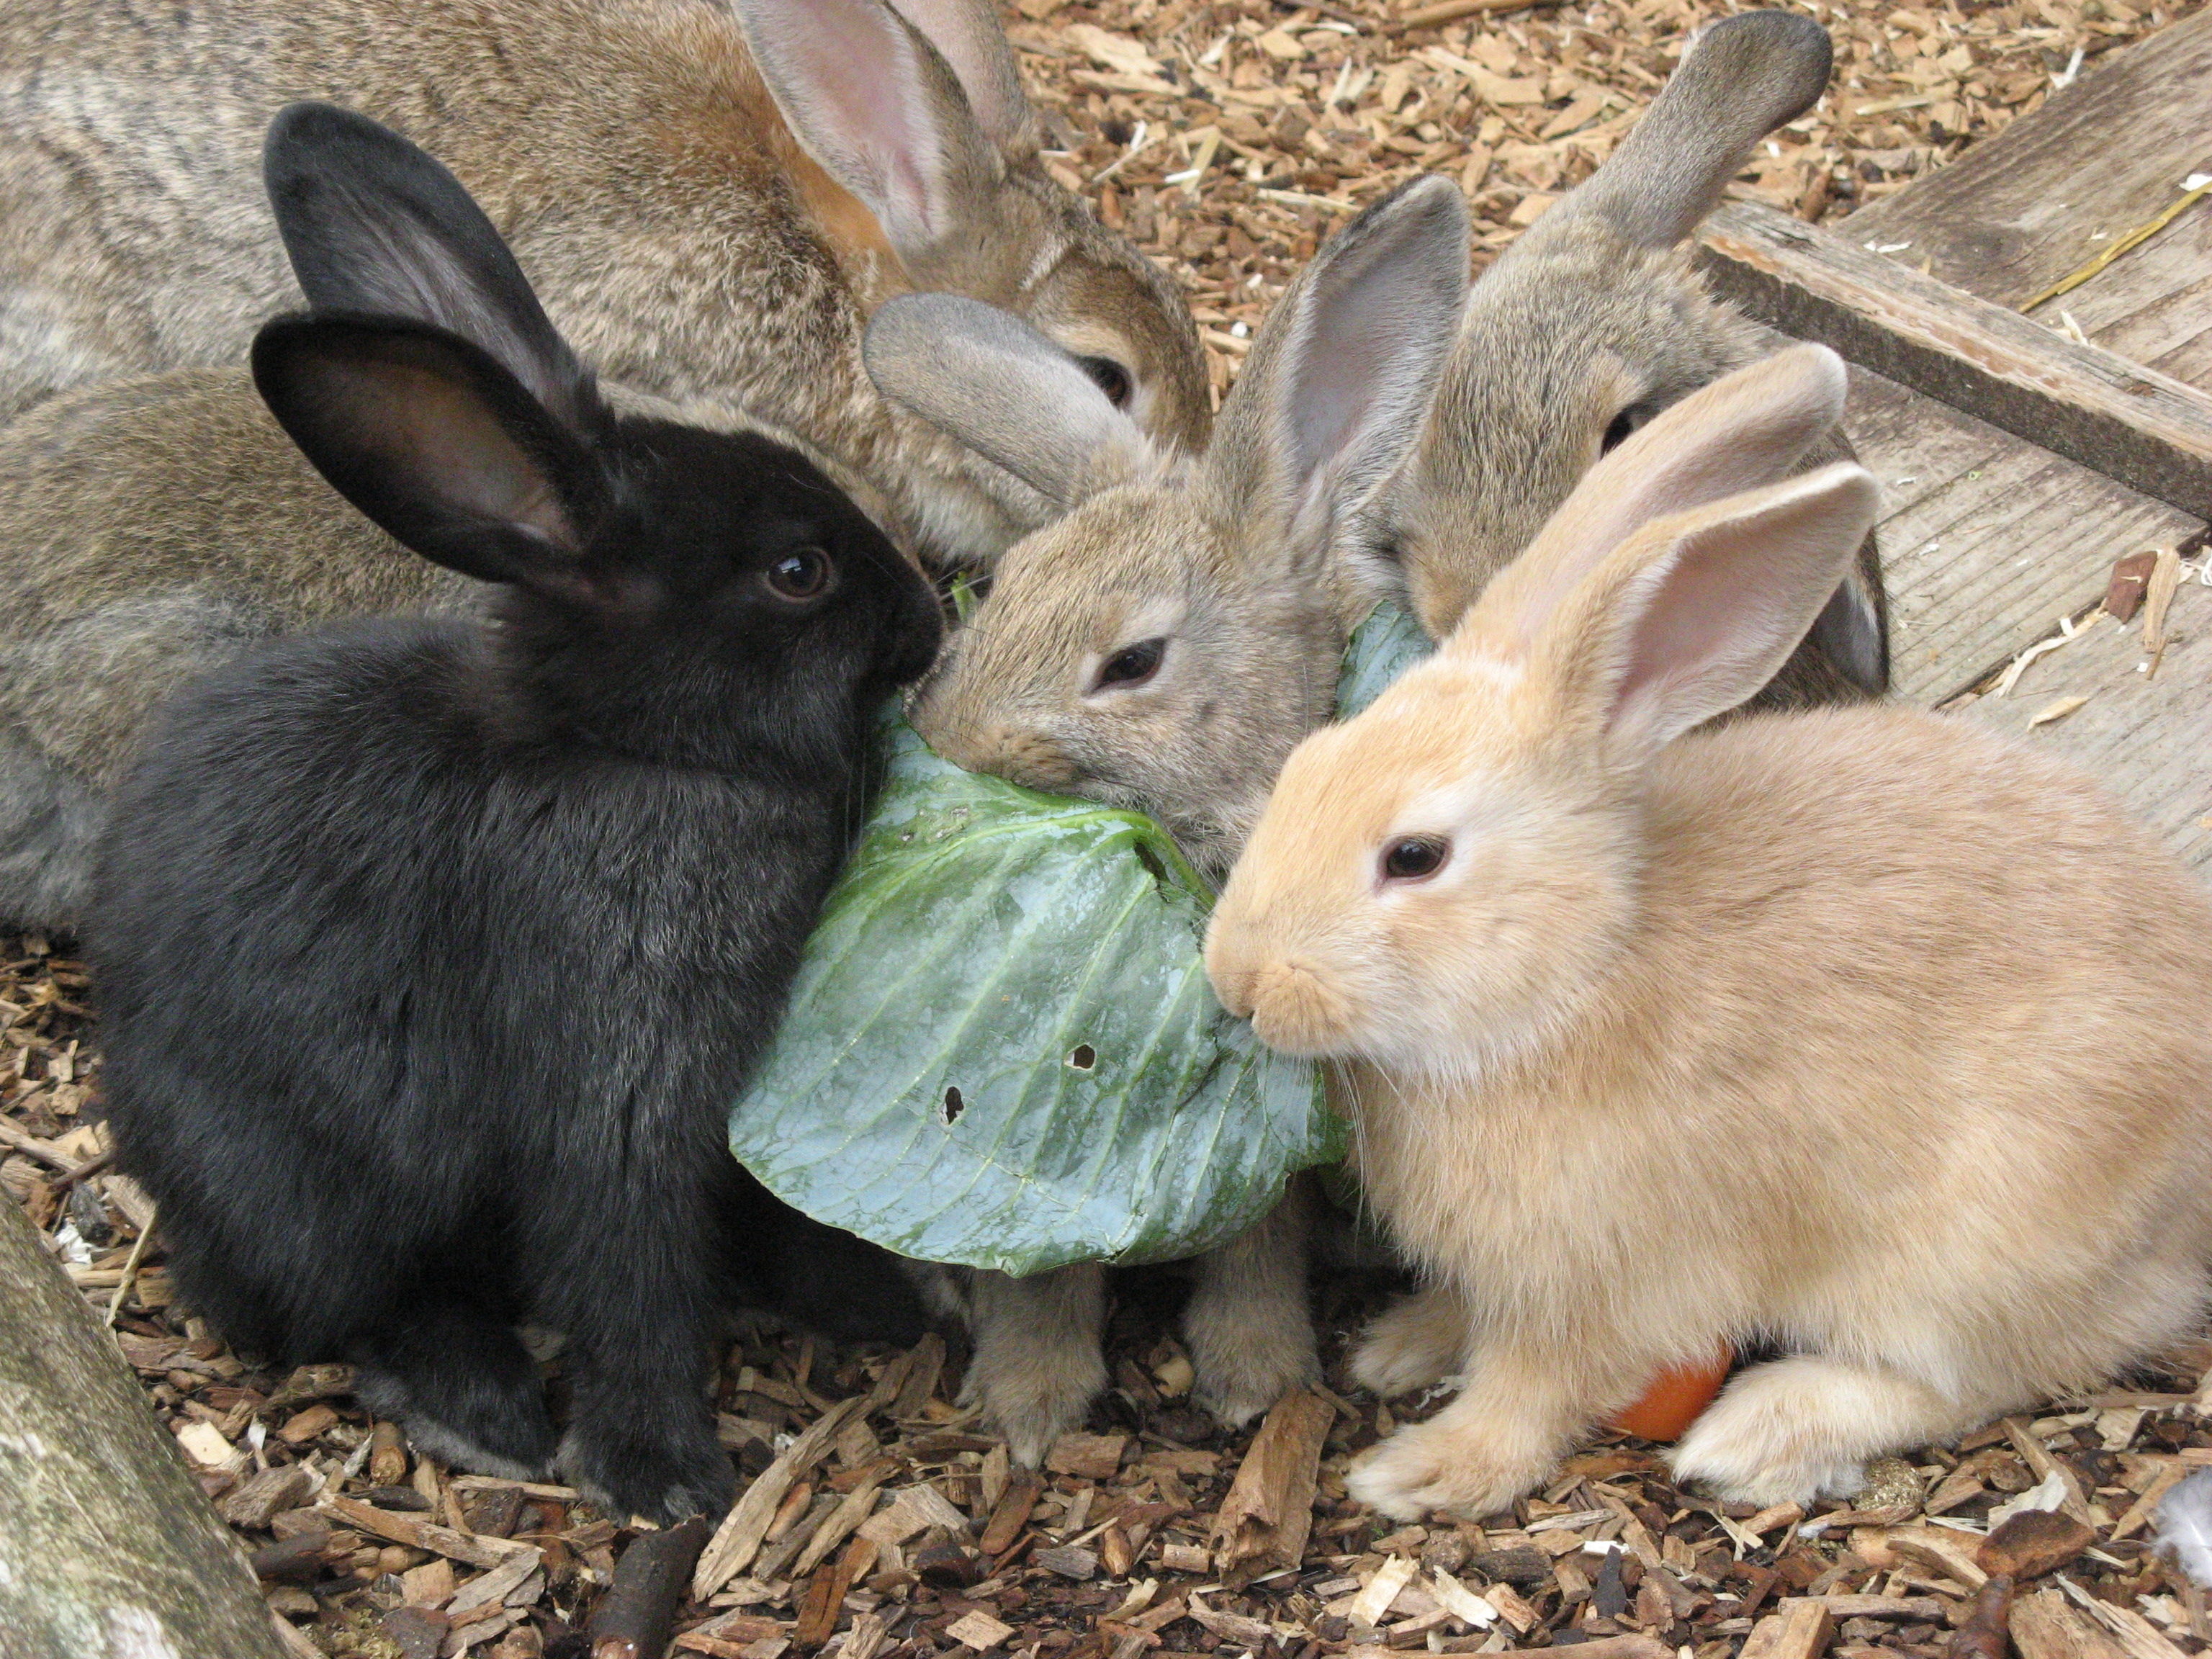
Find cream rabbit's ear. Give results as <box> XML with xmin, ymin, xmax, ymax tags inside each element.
<box><xmin>1463</xmin><ymin>343</ymin><xmax>1851</xmax><ymax>657</ymax></box>
<box><xmin>1532</xmin><ymin>462</ymin><xmax>1879</xmax><ymax>762</ymax></box>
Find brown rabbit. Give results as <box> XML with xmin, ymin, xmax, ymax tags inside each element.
<box><xmin>1206</xmin><ymin>345</ymin><xmax>2212</xmax><ymax>1517</ymax></box>
<box><xmin>0</xmin><ymin>102</ymin><xmax>888</xmax><ymax>930</ymax></box>
<box><xmin>0</xmin><ymin>0</ymin><xmax>1206</xmax><ymax>565</ymax></box>
<box><xmin>1383</xmin><ymin>10</ymin><xmax>1888</xmax><ymax>706</ymax></box>
<box><xmin>863</xmin><ymin>176</ymin><xmax>1473</xmax><ymax>1461</ymax></box>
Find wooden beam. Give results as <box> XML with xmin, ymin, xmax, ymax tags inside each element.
<box><xmin>0</xmin><ymin>1196</ymin><xmax>292</xmax><ymax>1658</ymax></box>
<box><xmin>1695</xmin><ymin>198</ymin><xmax>2212</xmax><ymax>520</ymax></box>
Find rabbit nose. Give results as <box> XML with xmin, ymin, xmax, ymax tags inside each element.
<box><xmin>1247</xmin><ymin>960</ymin><xmax>1351</xmax><ymax>1057</ymax></box>
<box><xmin>1210</xmin><ymin>963</ymin><xmax>1256</xmax><ymax>1020</ymax></box>
<box><xmin>974</xmin><ymin>726</ymin><xmax>1079</xmax><ymax>791</ymax></box>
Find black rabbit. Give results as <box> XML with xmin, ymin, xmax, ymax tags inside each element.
<box><xmin>90</xmin><ymin>104</ymin><xmax>943</xmax><ymax>1524</ymax></box>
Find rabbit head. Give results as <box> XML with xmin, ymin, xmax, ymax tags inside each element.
<box><xmin>737</xmin><ymin>0</ymin><xmax>1209</xmax><ymax>466</ymax></box>
<box><xmin>1207</xmin><ymin>345</ymin><xmax>1876</xmax><ymax>1073</ymax></box>
<box><xmin>255</xmin><ymin>105</ymin><xmax>943</xmax><ymax>747</ymax></box>
<box><xmin>864</xmin><ymin>176</ymin><xmax>1470</xmax><ymax>878</ymax></box>
<box><xmin>1383</xmin><ymin>11</ymin><xmax>1884</xmax><ymax>698</ymax></box>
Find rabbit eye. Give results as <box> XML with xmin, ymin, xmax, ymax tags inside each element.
<box><xmin>1077</xmin><ymin>355</ymin><xmax>1133</xmax><ymax>408</ymax></box>
<box><xmin>1092</xmin><ymin>637</ymin><xmax>1165</xmax><ymax>692</ymax></box>
<box><xmin>1381</xmin><ymin>836</ymin><xmax>1449</xmax><ymax>882</ymax></box>
<box><xmin>764</xmin><ymin>547</ymin><xmax>831</xmax><ymax>601</ymax></box>
<box><xmin>1601</xmin><ymin>403</ymin><xmax>1654</xmax><ymax>454</ymax></box>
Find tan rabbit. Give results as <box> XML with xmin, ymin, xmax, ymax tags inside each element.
<box><xmin>1205</xmin><ymin>344</ymin><xmax>2212</xmax><ymax>1518</ymax></box>
<box><xmin>0</xmin><ymin>0</ymin><xmax>1205</xmax><ymax>565</ymax></box>
<box><xmin>862</xmin><ymin>176</ymin><xmax>1473</xmax><ymax>1460</ymax></box>
<box><xmin>0</xmin><ymin>104</ymin><xmax>887</xmax><ymax>930</ymax></box>
<box><xmin>1382</xmin><ymin>9</ymin><xmax>1889</xmax><ymax>706</ymax></box>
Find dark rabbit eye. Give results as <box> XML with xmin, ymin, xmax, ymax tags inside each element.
<box><xmin>764</xmin><ymin>547</ymin><xmax>831</xmax><ymax>601</ymax></box>
<box><xmin>1381</xmin><ymin>836</ymin><xmax>1449</xmax><ymax>882</ymax></box>
<box><xmin>1092</xmin><ymin>637</ymin><xmax>1165</xmax><ymax>692</ymax></box>
<box><xmin>1077</xmin><ymin>355</ymin><xmax>1133</xmax><ymax>408</ymax></box>
<box><xmin>1601</xmin><ymin>403</ymin><xmax>1655</xmax><ymax>454</ymax></box>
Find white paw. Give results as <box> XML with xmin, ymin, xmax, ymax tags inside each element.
<box><xmin>1345</xmin><ymin>1416</ymin><xmax>1545</xmax><ymax>1522</ymax></box>
<box><xmin>1671</xmin><ymin>1369</ymin><xmax>1873</xmax><ymax>1506</ymax></box>
<box><xmin>1349</xmin><ymin>1296</ymin><xmax>1465</xmax><ymax>1399</ymax></box>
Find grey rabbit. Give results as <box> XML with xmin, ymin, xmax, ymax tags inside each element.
<box><xmin>90</xmin><ymin>102</ymin><xmax>945</xmax><ymax>1525</ymax></box>
<box><xmin>0</xmin><ymin>0</ymin><xmax>1207</xmax><ymax>562</ymax></box>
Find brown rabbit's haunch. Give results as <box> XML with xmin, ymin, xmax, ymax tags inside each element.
<box><xmin>0</xmin><ymin>0</ymin><xmax>1206</xmax><ymax>564</ymax></box>
<box><xmin>1207</xmin><ymin>345</ymin><xmax>2212</xmax><ymax>1517</ymax></box>
<box><xmin>1384</xmin><ymin>9</ymin><xmax>1889</xmax><ymax>706</ymax></box>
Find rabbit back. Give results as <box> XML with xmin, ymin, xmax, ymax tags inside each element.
<box><xmin>0</xmin><ymin>0</ymin><xmax>1206</xmax><ymax>565</ymax></box>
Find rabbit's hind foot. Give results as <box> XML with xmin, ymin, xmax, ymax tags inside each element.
<box><xmin>1671</xmin><ymin>1353</ymin><xmax>2005</xmax><ymax>1507</ymax></box>
<box><xmin>958</xmin><ymin>1263</ymin><xmax>1110</xmax><ymax>1467</ymax></box>
<box><xmin>1349</xmin><ymin>1283</ymin><xmax>1467</xmax><ymax>1400</ymax></box>
<box><xmin>557</xmin><ymin>1413</ymin><xmax>737</xmax><ymax>1527</ymax></box>
<box><xmin>351</xmin><ymin>1312</ymin><xmax>557</xmax><ymax>1481</ymax></box>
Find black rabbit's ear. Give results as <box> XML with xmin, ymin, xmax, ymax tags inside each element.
<box><xmin>263</xmin><ymin>102</ymin><xmax>593</xmax><ymax>431</ymax></box>
<box><xmin>253</xmin><ymin>313</ymin><xmax>615</xmax><ymax>598</ymax></box>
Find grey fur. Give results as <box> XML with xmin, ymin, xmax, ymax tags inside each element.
<box><xmin>0</xmin><ymin>0</ymin><xmax>1208</xmax><ymax>563</ymax></box>
<box><xmin>1382</xmin><ymin>10</ymin><xmax>1889</xmax><ymax>706</ymax></box>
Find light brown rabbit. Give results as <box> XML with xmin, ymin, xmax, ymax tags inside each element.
<box><xmin>1205</xmin><ymin>344</ymin><xmax>2212</xmax><ymax>1518</ymax></box>
<box><xmin>1381</xmin><ymin>9</ymin><xmax>1889</xmax><ymax>706</ymax></box>
<box><xmin>863</xmin><ymin>176</ymin><xmax>1473</xmax><ymax>1460</ymax></box>
<box><xmin>0</xmin><ymin>0</ymin><xmax>1205</xmax><ymax>565</ymax></box>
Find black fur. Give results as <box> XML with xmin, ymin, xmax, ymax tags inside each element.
<box><xmin>90</xmin><ymin>106</ymin><xmax>943</xmax><ymax>1525</ymax></box>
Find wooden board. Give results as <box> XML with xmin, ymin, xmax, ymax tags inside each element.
<box><xmin>1840</xmin><ymin>368</ymin><xmax>2201</xmax><ymax>708</ymax></box>
<box><xmin>1696</xmin><ymin>199</ymin><xmax>2212</xmax><ymax>521</ymax></box>
<box><xmin>1842</xmin><ymin>9</ymin><xmax>2212</xmax><ymax>313</ymax></box>
<box><xmin>1694</xmin><ymin>2</ymin><xmax>2212</xmax><ymax>874</ymax></box>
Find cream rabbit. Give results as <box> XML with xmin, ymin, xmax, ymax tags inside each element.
<box><xmin>0</xmin><ymin>0</ymin><xmax>1205</xmax><ymax>564</ymax></box>
<box><xmin>1206</xmin><ymin>343</ymin><xmax>2212</xmax><ymax>1517</ymax></box>
<box><xmin>863</xmin><ymin>176</ymin><xmax>1472</xmax><ymax>1461</ymax></box>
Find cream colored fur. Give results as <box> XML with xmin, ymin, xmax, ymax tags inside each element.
<box><xmin>1207</xmin><ymin>347</ymin><xmax>2212</xmax><ymax>1518</ymax></box>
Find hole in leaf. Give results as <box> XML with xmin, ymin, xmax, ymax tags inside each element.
<box><xmin>941</xmin><ymin>1085</ymin><xmax>965</xmax><ymax>1124</ymax></box>
<box><xmin>1067</xmin><ymin>1044</ymin><xmax>1097</xmax><ymax>1071</ymax></box>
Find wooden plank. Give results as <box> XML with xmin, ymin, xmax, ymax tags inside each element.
<box><xmin>1841</xmin><ymin>11</ymin><xmax>2212</xmax><ymax>311</ymax></box>
<box><xmin>1836</xmin><ymin>368</ymin><xmax>2200</xmax><ymax>707</ymax></box>
<box><xmin>2034</xmin><ymin>205</ymin><xmax>2212</xmax><ymax>392</ymax></box>
<box><xmin>1952</xmin><ymin>562</ymin><xmax>2212</xmax><ymax>873</ymax></box>
<box><xmin>1695</xmin><ymin>198</ymin><xmax>2212</xmax><ymax>520</ymax></box>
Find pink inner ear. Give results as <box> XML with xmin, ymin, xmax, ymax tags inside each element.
<box><xmin>331</xmin><ymin>359</ymin><xmax>578</xmax><ymax>549</ymax></box>
<box><xmin>742</xmin><ymin>0</ymin><xmax>961</xmax><ymax>248</ymax></box>
<box><xmin>885</xmin><ymin>0</ymin><xmax>1031</xmax><ymax>150</ymax></box>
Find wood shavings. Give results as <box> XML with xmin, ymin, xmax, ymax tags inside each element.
<box><xmin>2030</xmin><ymin>693</ymin><xmax>2093</xmax><ymax>725</ymax></box>
<box><xmin>2024</xmin><ymin>177</ymin><xmax>2212</xmax><ymax>312</ymax></box>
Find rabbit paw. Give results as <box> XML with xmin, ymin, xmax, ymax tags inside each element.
<box><xmin>559</xmin><ymin>1421</ymin><xmax>737</xmax><ymax>1526</ymax></box>
<box><xmin>1671</xmin><ymin>1357</ymin><xmax>1936</xmax><ymax>1506</ymax></box>
<box><xmin>1345</xmin><ymin>1417</ymin><xmax>1548</xmax><ymax>1522</ymax></box>
<box><xmin>1187</xmin><ymin>1305</ymin><xmax>1319</xmax><ymax>1430</ymax></box>
<box><xmin>1350</xmin><ymin>1291</ymin><xmax>1466</xmax><ymax>1399</ymax></box>
<box><xmin>962</xmin><ymin>1345</ymin><xmax>1110</xmax><ymax>1467</ymax></box>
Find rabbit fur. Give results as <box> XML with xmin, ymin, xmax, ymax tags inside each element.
<box><xmin>90</xmin><ymin>104</ymin><xmax>947</xmax><ymax>1527</ymax></box>
<box><xmin>1205</xmin><ymin>345</ymin><xmax>2212</xmax><ymax>1518</ymax></box>
<box><xmin>0</xmin><ymin>0</ymin><xmax>1206</xmax><ymax>565</ymax></box>
<box><xmin>863</xmin><ymin>176</ymin><xmax>1473</xmax><ymax>1463</ymax></box>
<box><xmin>1382</xmin><ymin>11</ymin><xmax>1889</xmax><ymax>709</ymax></box>
<box><xmin>0</xmin><ymin>97</ymin><xmax>899</xmax><ymax>934</ymax></box>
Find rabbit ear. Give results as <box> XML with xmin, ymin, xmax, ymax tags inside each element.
<box><xmin>1531</xmin><ymin>462</ymin><xmax>1879</xmax><ymax>761</ymax></box>
<box><xmin>252</xmin><ymin>313</ymin><xmax>619</xmax><ymax>603</ymax></box>
<box><xmin>1467</xmin><ymin>344</ymin><xmax>1851</xmax><ymax>655</ymax></box>
<box><xmin>863</xmin><ymin>292</ymin><xmax>1156</xmax><ymax>508</ymax></box>
<box><xmin>261</xmin><ymin>102</ymin><xmax>593</xmax><ymax>432</ymax></box>
<box><xmin>1198</xmin><ymin>175</ymin><xmax>1469</xmax><ymax>574</ymax></box>
<box><xmin>1549</xmin><ymin>10</ymin><xmax>1831</xmax><ymax>248</ymax></box>
<box><xmin>733</xmin><ymin>0</ymin><xmax>1006</xmax><ymax>262</ymax></box>
<box><xmin>882</xmin><ymin>0</ymin><xmax>1039</xmax><ymax>158</ymax></box>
